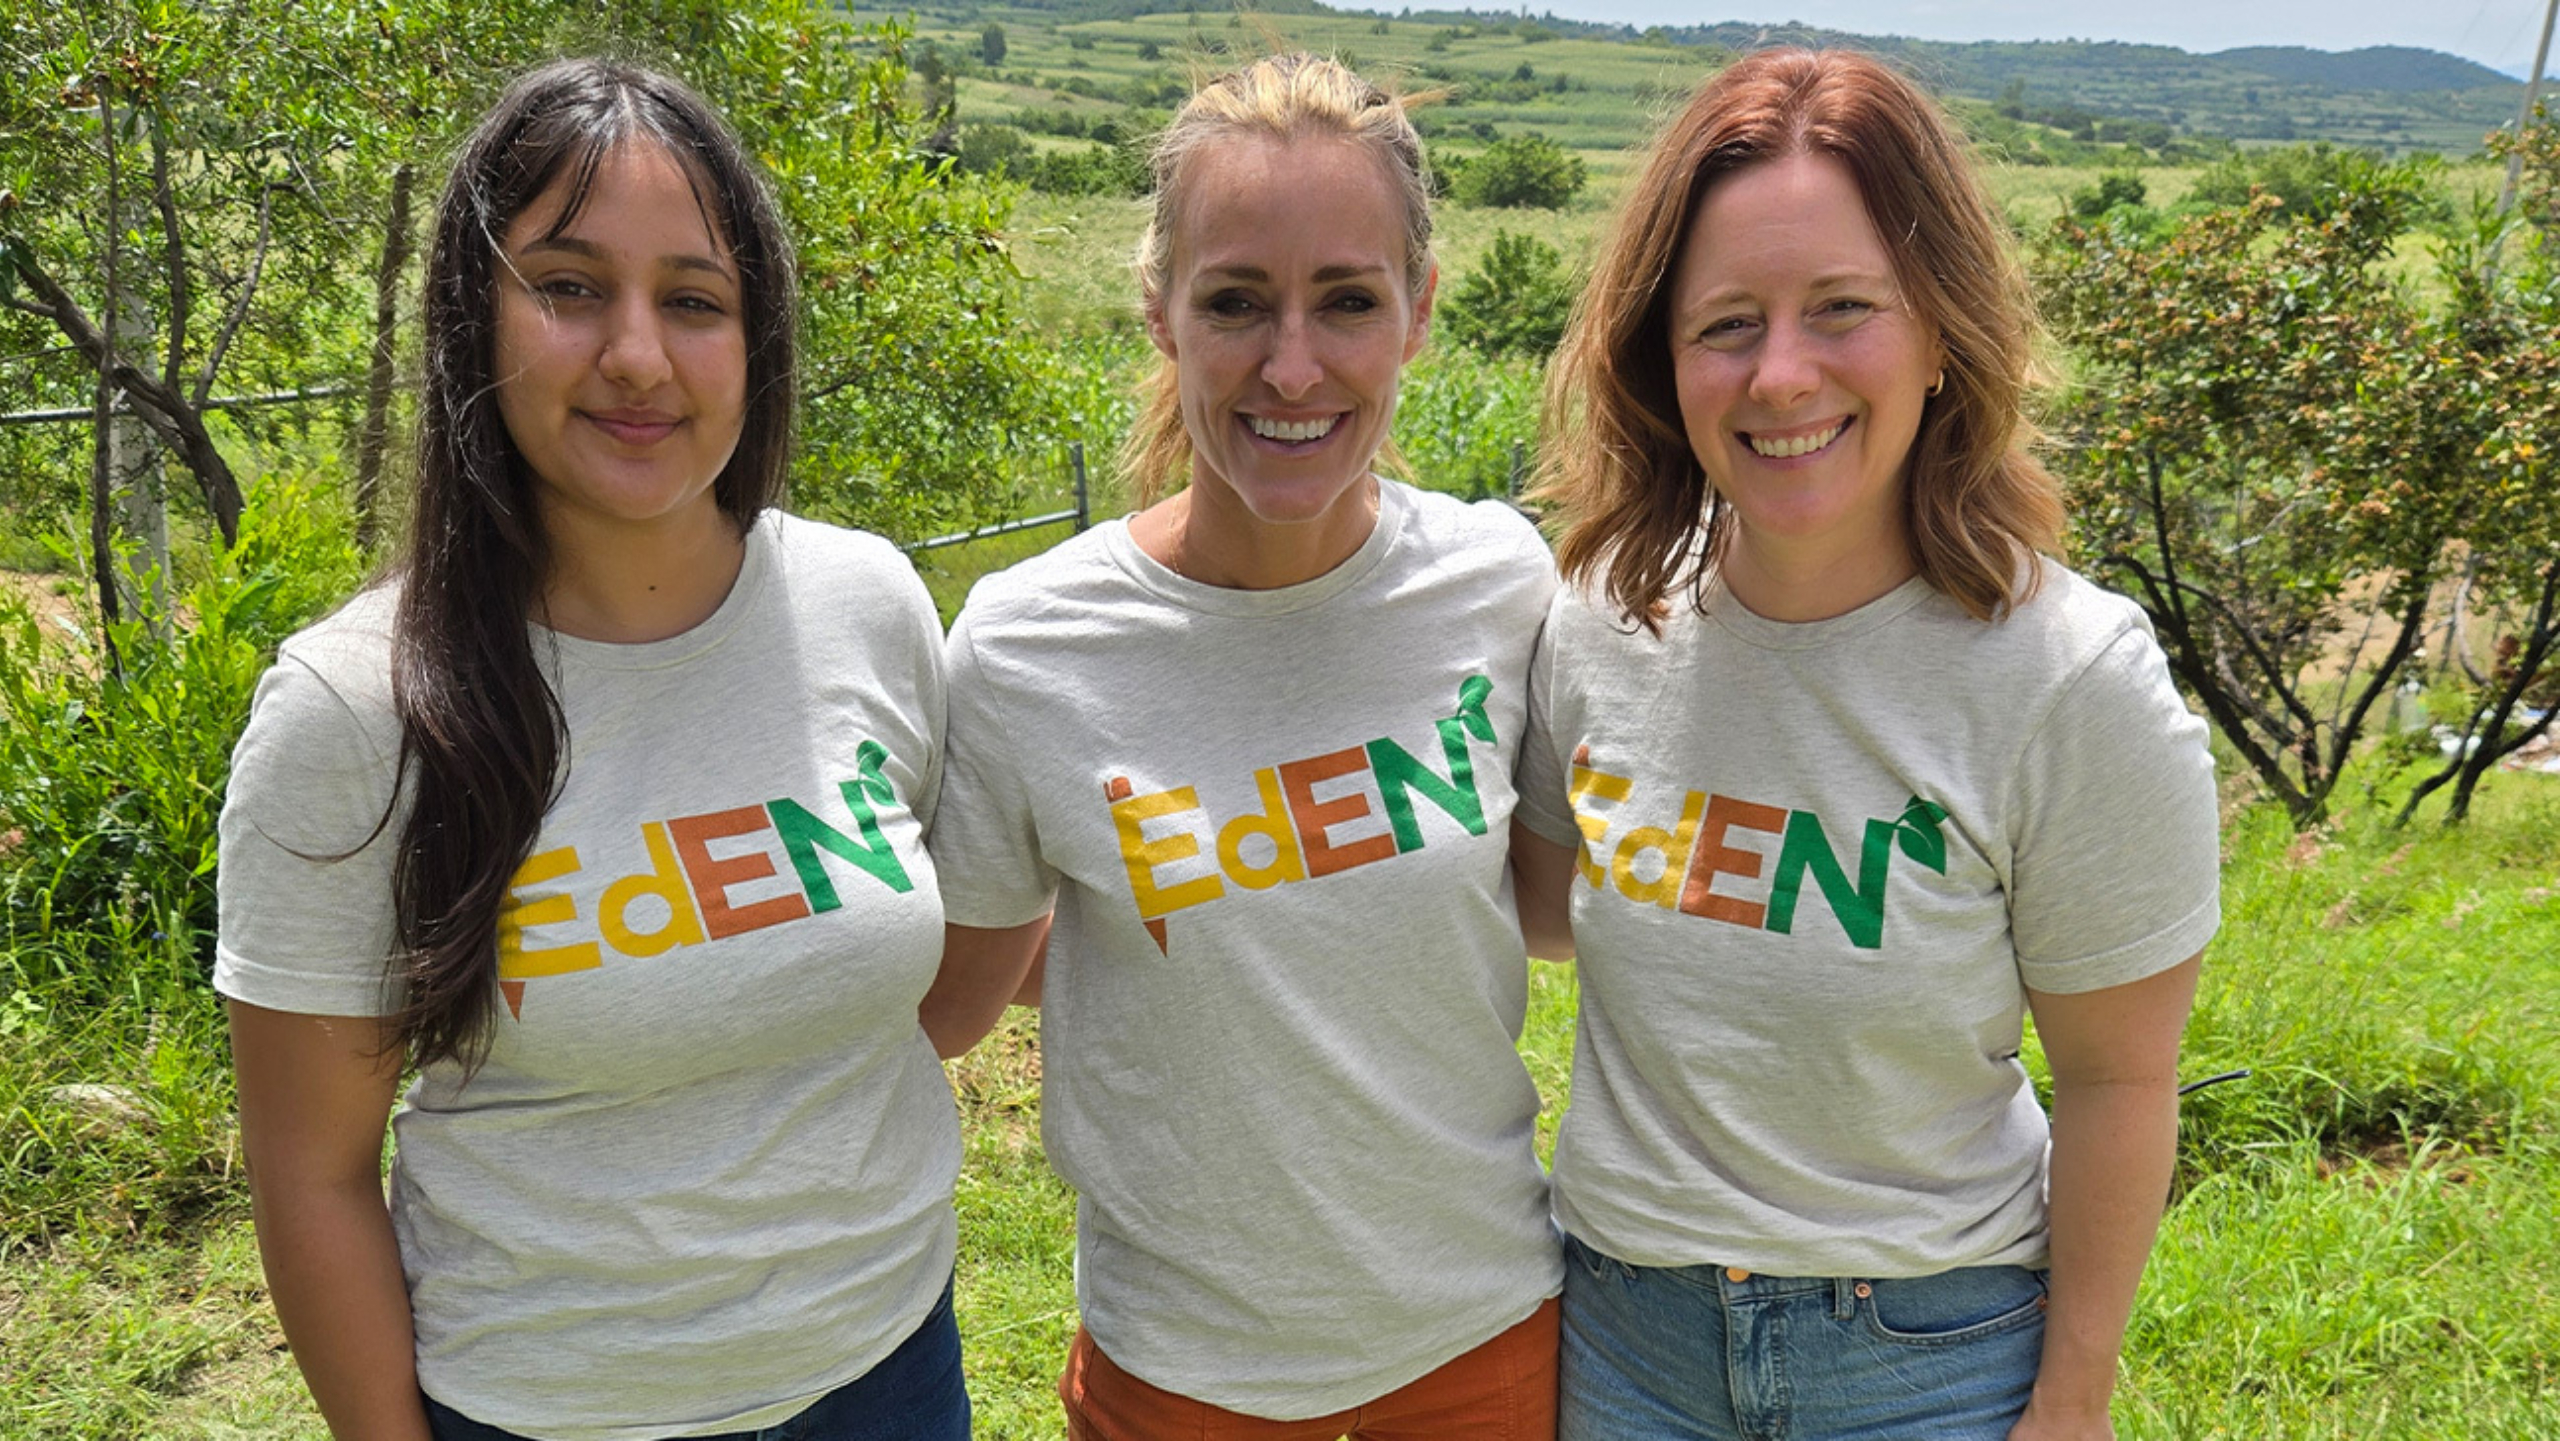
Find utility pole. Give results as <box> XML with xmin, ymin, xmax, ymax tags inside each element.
<box><xmin>2497</xmin><ymin>0</ymin><xmax>2560</xmax><ymax>220</ymax></box>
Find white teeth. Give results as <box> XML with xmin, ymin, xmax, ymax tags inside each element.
<box><xmin>1248</xmin><ymin>414</ymin><xmax>1339</xmax><ymax>442</ymax></box>
<box><xmin>1748</xmin><ymin>422</ymin><xmax>1845</xmax><ymax>459</ymax></box>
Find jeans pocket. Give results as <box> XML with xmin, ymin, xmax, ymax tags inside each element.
<box><xmin>1857</xmin><ymin>1266</ymin><xmax>2049</xmax><ymax>1348</ymax></box>
<box><xmin>1562</xmin><ymin>1231</ymin><xmax>1636</xmax><ymax>1285</ymax></box>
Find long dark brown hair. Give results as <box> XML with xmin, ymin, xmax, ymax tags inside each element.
<box><xmin>1539</xmin><ymin>48</ymin><xmax>2061</xmax><ymax>629</ymax></box>
<box><xmin>390</xmin><ymin>58</ymin><xmax>797</xmax><ymax>1070</ymax></box>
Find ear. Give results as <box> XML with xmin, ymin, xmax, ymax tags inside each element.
<box><xmin>1144</xmin><ymin>293</ymin><xmax>1176</xmax><ymax>361</ymax></box>
<box><xmin>1403</xmin><ymin>262</ymin><xmax>1439</xmax><ymax>365</ymax></box>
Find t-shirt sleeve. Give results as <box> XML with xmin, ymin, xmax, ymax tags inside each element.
<box><xmin>214</xmin><ymin>651</ymin><xmax>405</xmax><ymax>1017</ymax></box>
<box><xmin>926</xmin><ymin>607</ymin><xmax>1060</xmax><ymax>928</ymax></box>
<box><xmin>1514</xmin><ymin>588</ymin><xmax>1582</xmax><ymax>847</ymax></box>
<box><xmin>2007</xmin><ymin>623</ymin><xmax>2221</xmax><ymax>994</ymax></box>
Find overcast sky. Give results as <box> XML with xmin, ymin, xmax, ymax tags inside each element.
<box><xmin>1527</xmin><ymin>1</ymin><xmax>2559</xmax><ymax>80</ymax></box>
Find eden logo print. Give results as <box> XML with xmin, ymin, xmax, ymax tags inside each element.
<box><xmin>492</xmin><ymin>741</ymin><xmax>914</xmax><ymax>1017</ymax></box>
<box><xmin>1568</xmin><ymin>744</ymin><xmax>1950</xmax><ymax>949</ymax></box>
<box><xmin>1106</xmin><ymin>677</ymin><xmax>1501</xmax><ymax>952</ymax></box>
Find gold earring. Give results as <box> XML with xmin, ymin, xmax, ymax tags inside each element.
<box><xmin>1927</xmin><ymin>369</ymin><xmax>1946</xmax><ymax>397</ymax></box>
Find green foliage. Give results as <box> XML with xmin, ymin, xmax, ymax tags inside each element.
<box><xmin>954</xmin><ymin>123</ymin><xmax>1034</xmax><ymax>176</ymax></box>
<box><xmin>0</xmin><ymin>474</ymin><xmax>363</xmax><ymax>992</ymax></box>
<box><xmin>1438</xmin><ymin>229</ymin><xmax>1574</xmax><ymax>360</ymax></box>
<box><xmin>1447</xmin><ymin>132</ymin><xmax>1585</xmax><ymax>210</ymax></box>
<box><xmin>2187</xmin><ymin>141</ymin><xmax>2446</xmax><ymax>227</ymax></box>
<box><xmin>1390</xmin><ymin>347</ymin><xmax>1542</xmax><ymax>501</ymax></box>
<box><xmin>2068</xmin><ymin>170</ymin><xmax>2148</xmax><ymax>218</ymax></box>
<box><xmin>980</xmin><ymin>20</ymin><xmax>1008</xmax><ymax>67</ymax></box>
<box><xmin>1021</xmin><ymin>141</ymin><xmax>1152</xmax><ymax>198</ymax></box>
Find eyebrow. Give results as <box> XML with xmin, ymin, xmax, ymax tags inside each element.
<box><xmin>1198</xmin><ymin>262</ymin><xmax>1390</xmax><ymax>283</ymax></box>
<box><xmin>1683</xmin><ymin>270</ymin><xmax>1897</xmax><ymax>308</ymax></box>
<box><xmin>518</xmin><ymin>235</ymin><xmax>734</xmax><ymax>278</ymax></box>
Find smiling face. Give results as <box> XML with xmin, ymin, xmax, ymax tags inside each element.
<box><xmin>1669</xmin><ymin>151</ymin><xmax>1943</xmax><ymax>617</ymax></box>
<box><xmin>493</xmin><ymin>140</ymin><xmax>748</xmax><ymax>548</ymax></box>
<box><xmin>1146</xmin><ymin>134</ymin><xmax>1433</xmax><ymax>576</ymax></box>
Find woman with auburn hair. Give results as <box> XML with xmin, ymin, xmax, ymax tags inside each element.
<box><xmin>1512</xmin><ymin>48</ymin><xmax>2218</xmax><ymax>1440</ymax></box>
<box><xmin>219</xmin><ymin>60</ymin><xmax>966</xmax><ymax>1440</ymax></box>
<box><xmin>922</xmin><ymin>51</ymin><xmax>1562</xmax><ymax>1441</ymax></box>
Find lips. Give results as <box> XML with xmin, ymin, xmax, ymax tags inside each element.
<box><xmin>1744</xmin><ymin>417</ymin><xmax>1850</xmax><ymax>459</ymax></box>
<box><xmin>1245</xmin><ymin>413</ymin><xmax>1342</xmax><ymax>444</ymax></box>
<box><xmin>582</xmin><ymin>409</ymin><xmax>683</xmax><ymax>445</ymax></box>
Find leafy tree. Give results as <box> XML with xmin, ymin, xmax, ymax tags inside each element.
<box><xmin>1448</xmin><ymin>132</ymin><xmax>1585</xmax><ymax>210</ymax></box>
<box><xmin>2037</xmin><ymin>177</ymin><xmax>2450</xmax><ymax>826</ymax></box>
<box><xmin>980</xmin><ymin>21</ymin><xmax>1007</xmax><ymax>68</ymax></box>
<box><xmin>955</xmin><ymin>124</ymin><xmax>1033</xmax><ymax>176</ymax></box>
<box><xmin>1439</xmin><ymin>230</ymin><xmax>1573</xmax><ymax>360</ymax></box>
<box><xmin>2186</xmin><ymin>141</ymin><xmax>2443</xmax><ymax>227</ymax></box>
<box><xmin>2068</xmin><ymin>171</ymin><xmax>2147</xmax><ymax>219</ymax></box>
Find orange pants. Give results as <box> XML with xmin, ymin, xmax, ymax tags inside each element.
<box><xmin>1060</xmin><ymin>1296</ymin><xmax>1560</xmax><ymax>1441</ymax></box>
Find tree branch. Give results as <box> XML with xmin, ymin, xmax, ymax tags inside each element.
<box><xmin>150</xmin><ymin>107</ymin><xmax>189</xmax><ymax>397</ymax></box>
<box><xmin>193</xmin><ymin>182</ymin><xmax>273</xmax><ymax>411</ymax></box>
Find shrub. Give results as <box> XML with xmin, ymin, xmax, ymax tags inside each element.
<box><xmin>2069</xmin><ymin>170</ymin><xmax>2148</xmax><ymax>218</ymax></box>
<box><xmin>1449</xmin><ymin>132</ymin><xmax>1585</xmax><ymax>209</ymax></box>
<box><xmin>0</xmin><ymin>474</ymin><xmax>364</xmax><ymax>993</ymax></box>
<box><xmin>1440</xmin><ymin>230</ymin><xmax>1575</xmax><ymax>360</ymax></box>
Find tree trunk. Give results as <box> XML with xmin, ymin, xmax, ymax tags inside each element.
<box><xmin>354</xmin><ymin>162</ymin><xmax>415</xmax><ymax>552</ymax></box>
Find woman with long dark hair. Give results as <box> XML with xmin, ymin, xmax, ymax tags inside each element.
<box><xmin>1517</xmin><ymin>49</ymin><xmax>2218</xmax><ymax>1441</ymax></box>
<box><xmin>217</xmin><ymin>59</ymin><xmax>966</xmax><ymax>1441</ymax></box>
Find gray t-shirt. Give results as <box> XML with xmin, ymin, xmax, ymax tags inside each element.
<box><xmin>214</xmin><ymin>512</ymin><xmax>960</xmax><ymax>1441</ymax></box>
<box><xmin>1517</xmin><ymin>562</ymin><xmax>2218</xmax><ymax>1278</ymax></box>
<box><xmin>931</xmin><ymin>480</ymin><xmax>1564</xmax><ymax>1420</ymax></box>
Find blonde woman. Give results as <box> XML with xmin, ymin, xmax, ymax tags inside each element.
<box><xmin>924</xmin><ymin>53</ymin><xmax>1562</xmax><ymax>1441</ymax></box>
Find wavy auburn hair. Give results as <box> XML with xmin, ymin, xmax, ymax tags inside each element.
<box><xmin>1539</xmin><ymin>48</ymin><xmax>2060</xmax><ymax>629</ymax></box>
<box><xmin>389</xmin><ymin>59</ymin><xmax>797</xmax><ymax>1072</ymax></box>
<box><xmin>1121</xmin><ymin>52</ymin><xmax>1436</xmax><ymax>505</ymax></box>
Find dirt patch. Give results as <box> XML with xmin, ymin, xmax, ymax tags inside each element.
<box><xmin>1</xmin><ymin>568</ymin><xmax>83</xmax><ymax>642</ymax></box>
<box><xmin>2317</xmin><ymin>1139</ymin><xmax>2483</xmax><ymax>1189</ymax></box>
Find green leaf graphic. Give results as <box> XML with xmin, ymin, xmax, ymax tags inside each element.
<box><xmin>1894</xmin><ymin>795</ymin><xmax>1950</xmax><ymax>873</ymax></box>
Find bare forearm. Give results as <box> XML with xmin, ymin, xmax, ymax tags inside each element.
<box><xmin>921</xmin><ymin>917</ymin><xmax>1050</xmax><ymax>1058</ymax></box>
<box><xmin>2029</xmin><ymin>1075</ymin><xmax>2180</xmax><ymax>1425</ymax></box>
<box><xmin>251</xmin><ymin>1176</ymin><xmax>432</xmax><ymax>1441</ymax></box>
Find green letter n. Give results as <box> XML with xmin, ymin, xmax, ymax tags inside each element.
<box><xmin>1764</xmin><ymin>810</ymin><xmax>1892</xmax><ymax>949</ymax></box>
<box><xmin>1366</xmin><ymin>675</ymin><xmax>1497</xmax><ymax>853</ymax></box>
<box><xmin>768</xmin><ymin>766</ymin><xmax>914</xmax><ymax>909</ymax></box>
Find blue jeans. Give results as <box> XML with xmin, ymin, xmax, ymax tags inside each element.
<box><xmin>1558</xmin><ymin>1232</ymin><xmax>2047</xmax><ymax>1441</ymax></box>
<box><xmin>424</xmin><ymin>1276</ymin><xmax>970</xmax><ymax>1441</ymax></box>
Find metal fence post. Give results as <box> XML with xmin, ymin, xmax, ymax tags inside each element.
<box><xmin>1071</xmin><ymin>441</ymin><xmax>1090</xmax><ymax>533</ymax></box>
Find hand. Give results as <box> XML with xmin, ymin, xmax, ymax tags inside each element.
<box><xmin>2007</xmin><ymin>1396</ymin><xmax>2114</xmax><ymax>1441</ymax></box>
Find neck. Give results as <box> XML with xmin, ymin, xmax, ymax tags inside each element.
<box><xmin>1132</xmin><ymin>476</ymin><xmax>1382</xmax><ymax>591</ymax></box>
<box><xmin>538</xmin><ymin>504</ymin><xmax>749</xmax><ymax>643</ymax></box>
<box><xmin>1719</xmin><ymin>524</ymin><xmax>1917</xmax><ymax>623</ymax></box>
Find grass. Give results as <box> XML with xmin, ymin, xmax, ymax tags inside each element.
<box><xmin>6</xmin><ymin>761</ymin><xmax>2558</xmax><ymax>1435</ymax></box>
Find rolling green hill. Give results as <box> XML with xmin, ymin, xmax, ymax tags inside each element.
<box><xmin>871</xmin><ymin>2</ymin><xmax>2542</xmax><ymax>157</ymax></box>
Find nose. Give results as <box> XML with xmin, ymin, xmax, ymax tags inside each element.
<box><xmin>1261</xmin><ymin>310</ymin><xmax>1322</xmax><ymax>399</ymax></box>
<box><xmin>1746</xmin><ymin>318</ymin><xmax>1819</xmax><ymax>412</ymax></box>
<box><xmin>598</xmin><ymin>294</ymin><xmax>674</xmax><ymax>392</ymax></box>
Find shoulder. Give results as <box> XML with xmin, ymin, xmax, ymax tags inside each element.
<box><xmin>1383</xmin><ymin>482</ymin><xmax>1556</xmax><ymax>611</ymax></box>
<box><xmin>948</xmin><ymin>523</ymin><xmax>1126</xmax><ymax>641</ymax></box>
<box><xmin>1394</xmin><ymin>483</ymin><xmax>1550</xmax><ymax>566</ymax></box>
<box><xmin>1966</xmin><ymin>560</ymin><xmax>2158</xmax><ymax>687</ymax></box>
<box><xmin>763</xmin><ymin>510</ymin><xmax>932</xmax><ymax>609</ymax></box>
<box><xmin>228</xmin><ymin>585</ymin><xmax>406</xmax><ymax>850</ymax></box>
<box><xmin>264</xmin><ymin>584</ymin><xmax>401</xmax><ymax>741</ymax></box>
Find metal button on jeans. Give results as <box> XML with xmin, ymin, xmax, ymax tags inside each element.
<box><xmin>1724</xmin><ymin>1267</ymin><xmax>1750</xmax><ymax>1283</ymax></box>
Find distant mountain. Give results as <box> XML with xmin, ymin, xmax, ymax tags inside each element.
<box><xmin>2209</xmin><ymin>45</ymin><xmax>2515</xmax><ymax>93</ymax></box>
